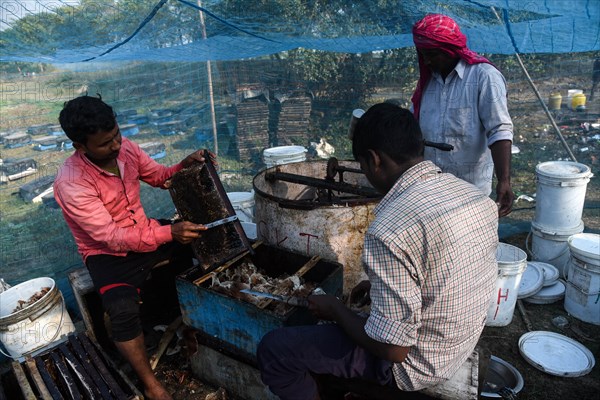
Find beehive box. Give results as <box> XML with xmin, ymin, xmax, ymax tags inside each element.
<box><xmin>169</xmin><ymin>157</ymin><xmax>343</xmax><ymax>360</ymax></box>
<box><xmin>176</xmin><ymin>242</ymin><xmax>343</xmax><ymax>361</ymax></box>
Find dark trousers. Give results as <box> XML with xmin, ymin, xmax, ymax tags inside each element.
<box><xmin>257</xmin><ymin>324</ymin><xmax>394</xmax><ymax>400</ymax></box>
<box><xmin>86</xmin><ymin>241</ymin><xmax>192</xmax><ymax>342</ymax></box>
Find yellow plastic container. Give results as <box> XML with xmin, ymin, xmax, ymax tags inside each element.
<box><xmin>548</xmin><ymin>92</ymin><xmax>562</xmax><ymax>110</ymax></box>
<box><xmin>571</xmin><ymin>93</ymin><xmax>586</xmax><ymax>109</ymax></box>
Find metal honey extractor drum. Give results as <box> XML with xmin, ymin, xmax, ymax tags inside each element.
<box><xmin>253</xmin><ymin>160</ymin><xmax>381</xmax><ymax>295</ymax></box>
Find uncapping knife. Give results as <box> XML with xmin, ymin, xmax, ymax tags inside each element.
<box><xmin>203</xmin><ymin>215</ymin><xmax>238</xmax><ymax>229</ymax></box>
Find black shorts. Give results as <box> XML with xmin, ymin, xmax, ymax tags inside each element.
<box><xmin>86</xmin><ymin>241</ymin><xmax>192</xmax><ymax>342</ymax></box>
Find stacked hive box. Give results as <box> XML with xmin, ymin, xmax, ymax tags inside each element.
<box><xmin>234</xmin><ymin>95</ymin><xmax>270</xmax><ymax>163</ymax></box>
<box><xmin>274</xmin><ymin>91</ymin><xmax>312</xmax><ymax>146</ymax></box>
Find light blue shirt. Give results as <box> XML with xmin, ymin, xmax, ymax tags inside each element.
<box><xmin>418</xmin><ymin>60</ymin><xmax>513</xmax><ymax>195</ymax></box>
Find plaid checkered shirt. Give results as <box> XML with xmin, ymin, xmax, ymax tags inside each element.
<box><xmin>363</xmin><ymin>161</ymin><xmax>498</xmax><ymax>391</ymax></box>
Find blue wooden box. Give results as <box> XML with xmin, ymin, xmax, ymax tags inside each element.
<box><xmin>176</xmin><ymin>242</ymin><xmax>343</xmax><ymax>361</ymax></box>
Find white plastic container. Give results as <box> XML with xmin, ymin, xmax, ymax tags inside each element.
<box><xmin>0</xmin><ymin>277</ymin><xmax>75</xmax><ymax>359</ymax></box>
<box><xmin>533</xmin><ymin>161</ymin><xmax>592</xmax><ymax>231</ymax></box>
<box><xmin>486</xmin><ymin>243</ymin><xmax>528</xmax><ymax>327</ymax></box>
<box><xmin>564</xmin><ymin>233</ymin><xmax>600</xmax><ymax>325</ymax></box>
<box><xmin>263</xmin><ymin>146</ymin><xmax>307</xmax><ymax>168</ymax></box>
<box><xmin>241</xmin><ymin>221</ymin><xmax>257</xmax><ymax>240</ymax></box>
<box><xmin>227</xmin><ymin>191</ymin><xmax>255</xmax><ymax>223</ymax></box>
<box><xmin>528</xmin><ymin>220</ymin><xmax>585</xmax><ymax>279</ymax></box>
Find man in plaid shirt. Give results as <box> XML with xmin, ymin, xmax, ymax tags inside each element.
<box><xmin>257</xmin><ymin>103</ymin><xmax>498</xmax><ymax>399</ymax></box>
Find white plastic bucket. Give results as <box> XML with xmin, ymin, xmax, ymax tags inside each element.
<box><xmin>263</xmin><ymin>146</ymin><xmax>307</xmax><ymax>168</ymax></box>
<box><xmin>533</xmin><ymin>161</ymin><xmax>592</xmax><ymax>231</ymax></box>
<box><xmin>527</xmin><ymin>220</ymin><xmax>584</xmax><ymax>279</ymax></box>
<box><xmin>486</xmin><ymin>243</ymin><xmax>528</xmax><ymax>327</ymax></box>
<box><xmin>241</xmin><ymin>221</ymin><xmax>257</xmax><ymax>240</ymax></box>
<box><xmin>564</xmin><ymin>233</ymin><xmax>600</xmax><ymax>325</ymax></box>
<box><xmin>0</xmin><ymin>277</ymin><xmax>75</xmax><ymax>359</ymax></box>
<box><xmin>227</xmin><ymin>191</ymin><xmax>255</xmax><ymax>223</ymax></box>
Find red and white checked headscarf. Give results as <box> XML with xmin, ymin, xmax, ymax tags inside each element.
<box><xmin>411</xmin><ymin>14</ymin><xmax>493</xmax><ymax>120</ymax></box>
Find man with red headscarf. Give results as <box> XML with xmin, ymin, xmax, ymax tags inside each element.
<box><xmin>411</xmin><ymin>14</ymin><xmax>514</xmax><ymax>217</ymax></box>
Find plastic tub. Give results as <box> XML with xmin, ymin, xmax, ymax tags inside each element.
<box><xmin>0</xmin><ymin>277</ymin><xmax>75</xmax><ymax>359</ymax></box>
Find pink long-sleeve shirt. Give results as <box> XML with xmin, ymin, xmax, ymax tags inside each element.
<box><xmin>53</xmin><ymin>137</ymin><xmax>183</xmax><ymax>262</ymax></box>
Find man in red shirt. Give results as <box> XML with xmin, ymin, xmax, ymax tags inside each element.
<box><xmin>54</xmin><ymin>95</ymin><xmax>212</xmax><ymax>400</ymax></box>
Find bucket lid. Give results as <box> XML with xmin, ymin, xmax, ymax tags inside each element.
<box><xmin>518</xmin><ymin>263</ymin><xmax>545</xmax><ymax>299</ymax></box>
<box><xmin>535</xmin><ymin>161</ymin><xmax>592</xmax><ymax>180</ymax></box>
<box><xmin>568</xmin><ymin>233</ymin><xmax>600</xmax><ymax>262</ymax></box>
<box><xmin>263</xmin><ymin>146</ymin><xmax>307</xmax><ymax>157</ymax></box>
<box><xmin>528</xmin><ymin>261</ymin><xmax>559</xmax><ymax>286</ymax></box>
<box><xmin>518</xmin><ymin>331</ymin><xmax>595</xmax><ymax>377</ymax></box>
<box><xmin>530</xmin><ymin>220</ymin><xmax>585</xmax><ymax>239</ymax></box>
<box><xmin>523</xmin><ymin>280</ymin><xmax>565</xmax><ymax>304</ymax></box>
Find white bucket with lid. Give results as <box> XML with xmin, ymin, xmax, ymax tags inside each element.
<box><xmin>564</xmin><ymin>233</ymin><xmax>600</xmax><ymax>325</ymax></box>
<box><xmin>533</xmin><ymin>161</ymin><xmax>592</xmax><ymax>231</ymax></box>
<box><xmin>527</xmin><ymin>220</ymin><xmax>584</xmax><ymax>279</ymax></box>
<box><xmin>227</xmin><ymin>191</ymin><xmax>255</xmax><ymax>223</ymax></box>
<box><xmin>486</xmin><ymin>243</ymin><xmax>528</xmax><ymax>327</ymax></box>
<box><xmin>0</xmin><ymin>277</ymin><xmax>75</xmax><ymax>359</ymax></box>
<box><xmin>263</xmin><ymin>146</ymin><xmax>307</xmax><ymax>168</ymax></box>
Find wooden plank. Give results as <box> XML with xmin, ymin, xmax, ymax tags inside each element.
<box><xmin>34</xmin><ymin>356</ymin><xmax>65</xmax><ymax>400</ymax></box>
<box><xmin>11</xmin><ymin>361</ymin><xmax>37</xmax><ymax>400</ymax></box>
<box><xmin>149</xmin><ymin>316</ymin><xmax>183</xmax><ymax>370</ymax></box>
<box><xmin>295</xmin><ymin>255</ymin><xmax>322</xmax><ymax>277</ymax></box>
<box><xmin>77</xmin><ymin>333</ymin><xmax>131</xmax><ymax>400</ymax></box>
<box><xmin>24</xmin><ymin>357</ymin><xmax>54</xmax><ymax>400</ymax></box>
<box><xmin>68</xmin><ymin>267</ymin><xmax>96</xmax><ymax>341</ymax></box>
<box><xmin>257</xmin><ymin>255</ymin><xmax>320</xmax><ymax>309</ymax></box>
<box><xmin>50</xmin><ymin>350</ymin><xmax>82</xmax><ymax>399</ymax></box>
<box><xmin>420</xmin><ymin>350</ymin><xmax>479</xmax><ymax>400</ymax></box>
<box><xmin>58</xmin><ymin>343</ymin><xmax>101</xmax><ymax>399</ymax></box>
<box><xmin>68</xmin><ymin>266</ymin><xmax>94</xmax><ymax>294</ymax></box>
<box><xmin>193</xmin><ymin>241</ymin><xmax>263</xmax><ymax>286</ymax></box>
<box><xmin>67</xmin><ymin>335</ymin><xmax>113</xmax><ymax>400</ymax></box>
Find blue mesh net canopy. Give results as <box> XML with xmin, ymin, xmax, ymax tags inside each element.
<box><xmin>1</xmin><ymin>0</ymin><xmax>598</xmax><ymax>63</ymax></box>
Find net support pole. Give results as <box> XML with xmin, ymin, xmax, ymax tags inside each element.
<box><xmin>198</xmin><ymin>0</ymin><xmax>219</xmax><ymax>156</ymax></box>
<box><xmin>491</xmin><ymin>7</ymin><xmax>577</xmax><ymax>162</ymax></box>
